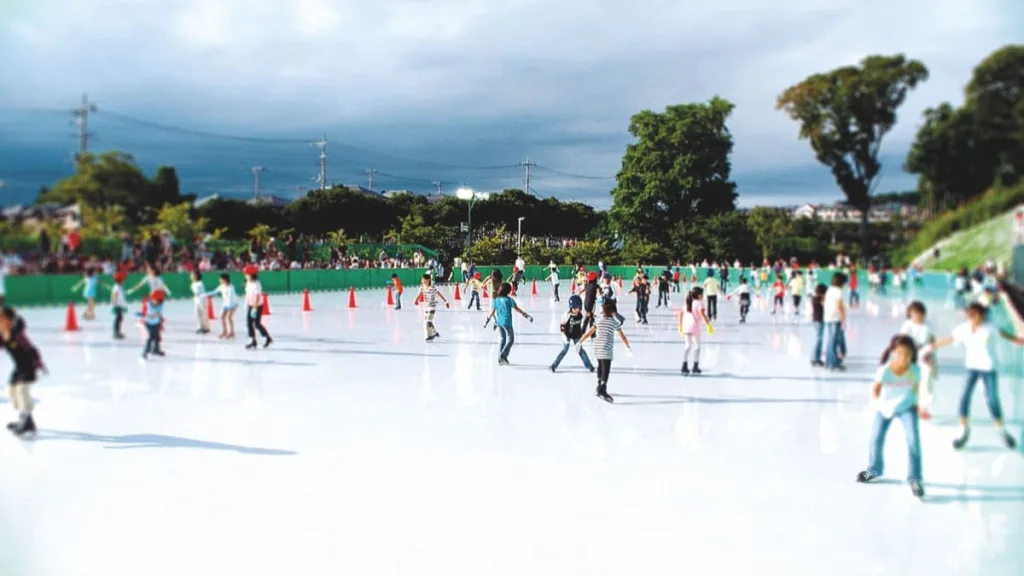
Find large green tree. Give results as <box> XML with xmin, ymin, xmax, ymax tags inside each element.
<box><xmin>777</xmin><ymin>54</ymin><xmax>928</xmax><ymax>258</ymax></box>
<box><xmin>610</xmin><ymin>97</ymin><xmax>738</xmax><ymax>247</ymax></box>
<box><xmin>967</xmin><ymin>44</ymin><xmax>1024</xmax><ymax>181</ymax></box>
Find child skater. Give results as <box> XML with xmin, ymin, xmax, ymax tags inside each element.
<box><xmin>466</xmin><ymin>272</ymin><xmax>483</xmax><ymax>311</ymax></box>
<box><xmin>389</xmin><ymin>273</ymin><xmax>404</xmax><ymax>310</ymax></box>
<box><xmin>71</xmin><ymin>267</ymin><xmax>100</xmax><ymax>320</ymax></box>
<box><xmin>484</xmin><ymin>282</ymin><xmax>534</xmax><ymax>365</ymax></box>
<box><xmin>771</xmin><ymin>274</ymin><xmax>785</xmax><ymax>315</ymax></box>
<box><xmin>702</xmin><ymin>270</ymin><xmax>720</xmax><ymax>321</ymax></box>
<box><xmin>110</xmin><ymin>272</ymin><xmax>128</xmax><ymax>340</ymax></box>
<box><xmin>128</xmin><ymin>262</ymin><xmax>171</xmax><ymax>298</ymax></box>
<box><xmin>679</xmin><ymin>286</ymin><xmax>712</xmax><ymax>375</ymax></box>
<box><xmin>415</xmin><ymin>272</ymin><xmax>450</xmax><ymax>341</ymax></box>
<box><xmin>138</xmin><ymin>289</ymin><xmax>167</xmax><ymax>359</ymax></box>
<box><xmin>788</xmin><ymin>269</ymin><xmax>805</xmax><ymax>318</ymax></box>
<box><xmin>900</xmin><ymin>301</ymin><xmax>937</xmax><ymax>419</ymax></box>
<box><xmin>923</xmin><ymin>302</ymin><xmax>1023</xmax><ymax>450</ymax></box>
<box><xmin>629</xmin><ymin>274</ymin><xmax>651</xmax><ymax>325</ymax></box>
<box><xmin>191</xmin><ymin>270</ymin><xmax>211</xmax><ymax>335</ymax></box>
<box><xmin>550</xmin><ymin>295</ymin><xmax>595</xmax><ymax>373</ymax></box>
<box><xmin>0</xmin><ymin>307</ymin><xmax>45</xmax><ymax>437</ymax></box>
<box><xmin>810</xmin><ymin>284</ymin><xmax>827</xmax><ymax>367</ymax></box>
<box><xmin>856</xmin><ymin>334</ymin><xmax>925</xmax><ymax>499</ymax></box>
<box><xmin>578</xmin><ymin>299</ymin><xmax>631</xmax><ymax>403</ymax></box>
<box><xmin>730</xmin><ymin>276</ymin><xmax>752</xmax><ymax>323</ymax></box>
<box><xmin>243</xmin><ymin>266</ymin><xmax>273</xmax><ymax>349</ymax></box>
<box><xmin>208</xmin><ymin>273</ymin><xmax>239</xmax><ymax>339</ymax></box>
<box><xmin>582</xmin><ymin>271</ymin><xmax>600</xmax><ymax>330</ymax></box>
<box><xmin>547</xmin><ymin>264</ymin><xmax>561</xmax><ymax>302</ymax></box>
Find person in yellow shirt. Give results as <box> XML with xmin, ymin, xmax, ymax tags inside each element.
<box><xmin>702</xmin><ymin>271</ymin><xmax>721</xmax><ymax>321</ymax></box>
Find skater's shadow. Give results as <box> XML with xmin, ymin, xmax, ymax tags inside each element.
<box><xmin>613</xmin><ymin>394</ymin><xmax>847</xmax><ymax>406</ymax></box>
<box><xmin>929</xmin><ymin>416</ymin><xmax>1024</xmax><ymax>428</ymax></box>
<box><xmin>283</xmin><ymin>336</ymin><xmax>375</xmax><ymax>346</ymax></box>
<box><xmin>181</xmin><ymin>357</ymin><xmax>316</xmax><ymax>367</ymax></box>
<box><xmin>36</xmin><ymin>430</ymin><xmax>298</xmax><ymax>456</ymax></box>
<box><xmin>923</xmin><ymin>483</ymin><xmax>1024</xmax><ymax>503</ymax></box>
<box><xmin>269</xmin><ymin>347</ymin><xmax>449</xmax><ymax>358</ymax></box>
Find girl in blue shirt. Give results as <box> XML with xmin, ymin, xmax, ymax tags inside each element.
<box><xmin>857</xmin><ymin>334</ymin><xmax>924</xmax><ymax>498</ymax></box>
<box><xmin>484</xmin><ymin>282</ymin><xmax>533</xmax><ymax>365</ymax></box>
<box><xmin>71</xmin><ymin>267</ymin><xmax>100</xmax><ymax>320</ymax></box>
<box><xmin>137</xmin><ymin>289</ymin><xmax>167</xmax><ymax>359</ymax></box>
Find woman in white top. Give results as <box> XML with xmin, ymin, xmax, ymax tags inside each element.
<box><xmin>128</xmin><ymin>262</ymin><xmax>171</xmax><ymax>297</ymax></box>
<box><xmin>925</xmin><ymin>302</ymin><xmax>1023</xmax><ymax>450</ymax></box>
<box><xmin>243</xmin><ymin>266</ymin><xmax>272</xmax><ymax>349</ymax></box>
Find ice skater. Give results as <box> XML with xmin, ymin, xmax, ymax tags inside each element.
<box><xmin>730</xmin><ymin>276</ymin><xmax>751</xmax><ymax>323</ymax></box>
<box><xmin>466</xmin><ymin>272</ymin><xmax>483</xmax><ymax>310</ymax></box>
<box><xmin>702</xmin><ymin>270</ymin><xmax>720</xmax><ymax>321</ymax></box>
<box><xmin>923</xmin><ymin>302</ymin><xmax>1023</xmax><ymax>450</ymax></box>
<box><xmin>415</xmin><ymin>272</ymin><xmax>450</xmax><ymax>341</ymax></box>
<box><xmin>190</xmin><ymin>270</ymin><xmax>211</xmax><ymax>335</ymax></box>
<box><xmin>138</xmin><ymin>289</ymin><xmax>167</xmax><ymax>359</ymax></box>
<box><xmin>810</xmin><ymin>284</ymin><xmax>827</xmax><ymax>367</ymax></box>
<box><xmin>788</xmin><ymin>269</ymin><xmax>805</xmax><ymax>319</ymax></box>
<box><xmin>656</xmin><ymin>267</ymin><xmax>672</xmax><ymax>308</ymax></box>
<box><xmin>547</xmin><ymin>264</ymin><xmax>561</xmax><ymax>302</ymax></box>
<box><xmin>578</xmin><ymin>299</ymin><xmax>631</xmax><ymax>403</ymax></box>
<box><xmin>484</xmin><ymin>282</ymin><xmax>534</xmax><ymax>365</ymax></box>
<box><xmin>243</xmin><ymin>266</ymin><xmax>273</xmax><ymax>349</ymax></box>
<box><xmin>771</xmin><ymin>274</ymin><xmax>785</xmax><ymax>315</ymax></box>
<box><xmin>550</xmin><ymin>295</ymin><xmax>594</xmax><ymax>373</ymax></box>
<box><xmin>128</xmin><ymin>262</ymin><xmax>171</xmax><ymax>298</ymax></box>
<box><xmin>0</xmin><ymin>307</ymin><xmax>45</xmax><ymax>437</ymax></box>
<box><xmin>71</xmin><ymin>267</ymin><xmax>100</xmax><ymax>320</ymax></box>
<box><xmin>679</xmin><ymin>287</ymin><xmax>711</xmax><ymax>375</ymax></box>
<box><xmin>856</xmin><ymin>334</ymin><xmax>925</xmax><ymax>498</ymax></box>
<box><xmin>110</xmin><ymin>272</ymin><xmax>128</xmax><ymax>340</ymax></box>
<box><xmin>389</xmin><ymin>273</ymin><xmax>404</xmax><ymax>310</ymax></box>
<box><xmin>899</xmin><ymin>301</ymin><xmax>937</xmax><ymax>419</ymax></box>
<box><xmin>629</xmin><ymin>274</ymin><xmax>651</xmax><ymax>325</ymax></box>
<box><xmin>207</xmin><ymin>273</ymin><xmax>239</xmax><ymax>339</ymax></box>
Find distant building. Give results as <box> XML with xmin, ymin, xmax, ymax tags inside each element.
<box><xmin>790</xmin><ymin>201</ymin><xmax>918</xmax><ymax>223</ymax></box>
<box><xmin>248</xmin><ymin>195</ymin><xmax>291</xmax><ymax>208</ymax></box>
<box><xmin>344</xmin><ymin>185</ymin><xmax>383</xmax><ymax>198</ymax></box>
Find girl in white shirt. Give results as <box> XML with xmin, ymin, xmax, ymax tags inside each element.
<box><xmin>926</xmin><ymin>302</ymin><xmax>1023</xmax><ymax>450</ymax></box>
<box><xmin>190</xmin><ymin>270</ymin><xmax>211</xmax><ymax>335</ymax></box>
<box><xmin>206</xmin><ymin>273</ymin><xmax>239</xmax><ymax>339</ymax></box>
<box><xmin>128</xmin><ymin>263</ymin><xmax>171</xmax><ymax>298</ymax></box>
<box><xmin>243</xmin><ymin>266</ymin><xmax>272</xmax><ymax>349</ymax></box>
<box><xmin>899</xmin><ymin>301</ymin><xmax>936</xmax><ymax>419</ymax></box>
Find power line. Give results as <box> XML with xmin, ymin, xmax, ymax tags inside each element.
<box><xmin>534</xmin><ymin>165</ymin><xmax>615</xmax><ymax>180</ymax></box>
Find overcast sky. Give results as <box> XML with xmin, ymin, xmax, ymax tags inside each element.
<box><xmin>0</xmin><ymin>0</ymin><xmax>1020</xmax><ymax>206</ymax></box>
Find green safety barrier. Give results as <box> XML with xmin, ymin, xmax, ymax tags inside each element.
<box><xmin>4</xmin><ymin>268</ymin><xmax>430</xmax><ymax>307</ymax></box>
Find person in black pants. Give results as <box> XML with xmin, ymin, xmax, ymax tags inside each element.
<box><xmin>243</xmin><ymin>267</ymin><xmax>273</xmax><ymax>349</ymax></box>
<box><xmin>581</xmin><ymin>271</ymin><xmax>600</xmax><ymax>331</ymax></box>
<box><xmin>657</xmin><ymin>267</ymin><xmax>672</xmax><ymax>308</ymax></box>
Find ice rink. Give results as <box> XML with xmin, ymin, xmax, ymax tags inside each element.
<box><xmin>1</xmin><ymin>284</ymin><xmax>1022</xmax><ymax>576</ymax></box>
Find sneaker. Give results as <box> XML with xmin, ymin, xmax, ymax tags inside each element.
<box><xmin>1000</xmin><ymin>430</ymin><xmax>1017</xmax><ymax>450</ymax></box>
<box><xmin>692</xmin><ymin>364</ymin><xmax>702</xmax><ymax>375</ymax></box>
<box><xmin>856</xmin><ymin>471</ymin><xmax>878</xmax><ymax>483</ymax></box>
<box><xmin>952</xmin><ymin>428</ymin><xmax>970</xmax><ymax>450</ymax></box>
<box><xmin>245</xmin><ymin>341</ymin><xmax>258</xmax><ymax>350</ymax></box>
<box><xmin>909</xmin><ymin>481</ymin><xmax>925</xmax><ymax>498</ymax></box>
<box><xmin>263</xmin><ymin>337</ymin><xmax>273</xmax><ymax>348</ymax></box>
<box><xmin>549</xmin><ymin>365</ymin><xmax>556</xmax><ymax>373</ymax></box>
<box><xmin>681</xmin><ymin>363</ymin><xmax>690</xmax><ymax>375</ymax></box>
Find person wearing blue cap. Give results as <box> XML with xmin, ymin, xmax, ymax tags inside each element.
<box><xmin>550</xmin><ymin>295</ymin><xmax>594</xmax><ymax>373</ymax></box>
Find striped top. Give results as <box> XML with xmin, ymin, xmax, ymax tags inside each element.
<box><xmin>592</xmin><ymin>315</ymin><xmax>624</xmax><ymax>360</ymax></box>
<box><xmin>419</xmin><ymin>285</ymin><xmax>440</xmax><ymax>309</ymax></box>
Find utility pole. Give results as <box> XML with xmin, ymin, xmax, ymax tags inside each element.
<box><xmin>72</xmin><ymin>94</ymin><xmax>97</xmax><ymax>162</ymax></box>
<box><xmin>432</xmin><ymin>181</ymin><xmax>442</xmax><ymax>196</ymax></box>
<box><xmin>365</xmin><ymin>169</ymin><xmax>377</xmax><ymax>191</ymax></box>
<box><xmin>313</xmin><ymin>135</ymin><xmax>328</xmax><ymax>191</ymax></box>
<box><xmin>519</xmin><ymin>157</ymin><xmax>536</xmax><ymax>195</ymax></box>
<box><xmin>251</xmin><ymin>166</ymin><xmax>264</xmax><ymax>199</ymax></box>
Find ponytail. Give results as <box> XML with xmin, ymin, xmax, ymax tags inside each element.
<box><xmin>686</xmin><ymin>291</ymin><xmax>694</xmax><ymax>312</ymax></box>
<box><xmin>880</xmin><ymin>334</ymin><xmax>918</xmax><ymax>365</ymax></box>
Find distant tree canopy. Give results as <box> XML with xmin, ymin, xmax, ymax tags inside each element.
<box><xmin>905</xmin><ymin>44</ymin><xmax>1024</xmax><ymax>212</ymax></box>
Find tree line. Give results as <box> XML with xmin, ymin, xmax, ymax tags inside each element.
<box><xmin>9</xmin><ymin>44</ymin><xmax>1020</xmax><ymax>266</ymax></box>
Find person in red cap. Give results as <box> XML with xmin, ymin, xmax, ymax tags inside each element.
<box><xmin>582</xmin><ymin>271</ymin><xmax>600</xmax><ymax>331</ymax></box>
<box><xmin>138</xmin><ymin>289</ymin><xmax>166</xmax><ymax>359</ymax></box>
<box><xmin>243</xmin><ymin>265</ymin><xmax>273</xmax><ymax>349</ymax></box>
<box><xmin>110</xmin><ymin>271</ymin><xmax>128</xmax><ymax>340</ymax></box>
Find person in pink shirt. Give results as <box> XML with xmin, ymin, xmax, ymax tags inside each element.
<box><xmin>678</xmin><ymin>286</ymin><xmax>712</xmax><ymax>375</ymax></box>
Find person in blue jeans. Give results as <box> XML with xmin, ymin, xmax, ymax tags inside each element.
<box><xmin>823</xmin><ymin>272</ymin><xmax>847</xmax><ymax>370</ymax></box>
<box><xmin>810</xmin><ymin>283</ymin><xmax>827</xmax><ymax>366</ymax></box>
<box><xmin>856</xmin><ymin>334</ymin><xmax>925</xmax><ymax>498</ymax></box>
<box><xmin>484</xmin><ymin>282</ymin><xmax>533</xmax><ymax>365</ymax></box>
<box><xmin>925</xmin><ymin>302</ymin><xmax>1023</xmax><ymax>450</ymax></box>
<box><xmin>550</xmin><ymin>295</ymin><xmax>595</xmax><ymax>373</ymax></box>
<box><xmin>138</xmin><ymin>289</ymin><xmax>167</xmax><ymax>360</ymax></box>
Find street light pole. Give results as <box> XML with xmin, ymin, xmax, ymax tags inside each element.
<box><xmin>517</xmin><ymin>217</ymin><xmax>525</xmax><ymax>256</ymax></box>
<box><xmin>456</xmin><ymin>187</ymin><xmax>490</xmax><ymax>252</ymax></box>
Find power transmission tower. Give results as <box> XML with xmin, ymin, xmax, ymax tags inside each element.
<box><xmin>365</xmin><ymin>169</ymin><xmax>377</xmax><ymax>191</ymax></box>
<box><xmin>313</xmin><ymin>136</ymin><xmax>328</xmax><ymax>191</ymax></box>
<box><xmin>432</xmin><ymin>181</ymin><xmax>442</xmax><ymax>196</ymax></box>
<box><xmin>72</xmin><ymin>94</ymin><xmax>98</xmax><ymax>162</ymax></box>
<box><xmin>251</xmin><ymin>166</ymin><xmax>264</xmax><ymax>199</ymax></box>
<box><xmin>519</xmin><ymin>158</ymin><xmax>536</xmax><ymax>194</ymax></box>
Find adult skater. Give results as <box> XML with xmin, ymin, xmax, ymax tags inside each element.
<box><xmin>0</xmin><ymin>307</ymin><xmax>45</xmax><ymax>437</ymax></box>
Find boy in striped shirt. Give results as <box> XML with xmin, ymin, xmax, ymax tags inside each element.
<box><xmin>415</xmin><ymin>273</ymin><xmax>450</xmax><ymax>341</ymax></box>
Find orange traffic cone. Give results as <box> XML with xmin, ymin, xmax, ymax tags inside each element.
<box><xmin>570</xmin><ymin>279</ymin><xmax>576</xmax><ymax>293</ymax></box>
<box><xmin>302</xmin><ymin>289</ymin><xmax>312</xmax><ymax>312</ymax></box>
<box><xmin>531</xmin><ymin>279</ymin><xmax>538</xmax><ymax>296</ymax></box>
<box><xmin>348</xmin><ymin>286</ymin><xmax>357</xmax><ymax>308</ymax></box>
<box><xmin>261</xmin><ymin>293</ymin><xmax>271</xmax><ymax>315</ymax></box>
<box><xmin>482</xmin><ymin>286</ymin><xmax>489</xmax><ymax>299</ymax></box>
<box><xmin>618</xmin><ymin>276</ymin><xmax>623</xmax><ymax>288</ymax></box>
<box><xmin>453</xmin><ymin>283</ymin><xmax>461</xmax><ymax>300</ymax></box>
<box><xmin>207</xmin><ymin>296</ymin><xmax>216</xmax><ymax>320</ymax></box>
<box><xmin>386</xmin><ymin>285</ymin><xmax>395</xmax><ymax>306</ymax></box>
<box><xmin>64</xmin><ymin>302</ymin><xmax>80</xmax><ymax>332</ymax></box>
<box><xmin>139</xmin><ymin>296</ymin><xmax>148</xmax><ymax>325</ymax></box>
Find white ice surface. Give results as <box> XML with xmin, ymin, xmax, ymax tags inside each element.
<box><xmin>0</xmin><ymin>287</ymin><xmax>1021</xmax><ymax>576</ymax></box>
